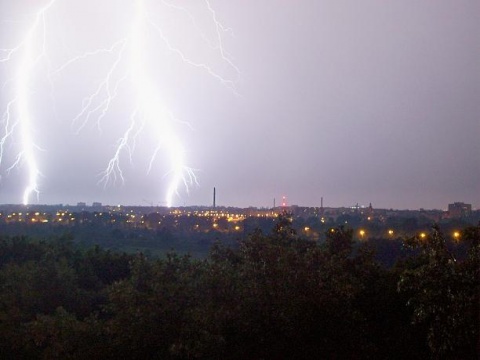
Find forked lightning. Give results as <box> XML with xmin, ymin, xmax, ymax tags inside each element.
<box><xmin>0</xmin><ymin>0</ymin><xmax>238</xmax><ymax>206</ymax></box>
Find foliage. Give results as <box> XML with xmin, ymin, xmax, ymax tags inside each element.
<box><xmin>398</xmin><ymin>224</ymin><xmax>479</xmax><ymax>358</ymax></box>
<box><xmin>0</xmin><ymin>220</ymin><xmax>477</xmax><ymax>358</ymax></box>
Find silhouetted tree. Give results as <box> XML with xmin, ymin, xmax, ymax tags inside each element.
<box><xmin>398</xmin><ymin>224</ymin><xmax>479</xmax><ymax>358</ymax></box>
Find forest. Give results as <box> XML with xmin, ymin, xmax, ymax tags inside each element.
<box><xmin>0</xmin><ymin>216</ymin><xmax>478</xmax><ymax>359</ymax></box>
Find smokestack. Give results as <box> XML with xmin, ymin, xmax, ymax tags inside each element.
<box><xmin>213</xmin><ymin>187</ymin><xmax>216</xmax><ymax>208</ymax></box>
<box><xmin>321</xmin><ymin>197</ymin><xmax>323</xmax><ymax>208</ymax></box>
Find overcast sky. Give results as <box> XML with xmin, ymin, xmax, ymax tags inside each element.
<box><xmin>0</xmin><ymin>0</ymin><xmax>479</xmax><ymax>210</ymax></box>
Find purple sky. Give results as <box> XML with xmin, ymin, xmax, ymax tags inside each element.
<box><xmin>1</xmin><ymin>0</ymin><xmax>479</xmax><ymax>210</ymax></box>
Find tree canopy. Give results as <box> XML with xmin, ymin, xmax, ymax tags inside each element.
<box><xmin>0</xmin><ymin>217</ymin><xmax>477</xmax><ymax>359</ymax></box>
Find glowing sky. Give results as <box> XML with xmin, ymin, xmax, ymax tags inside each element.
<box><xmin>1</xmin><ymin>0</ymin><xmax>479</xmax><ymax>210</ymax></box>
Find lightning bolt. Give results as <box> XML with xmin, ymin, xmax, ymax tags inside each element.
<box><xmin>1</xmin><ymin>0</ymin><xmax>238</xmax><ymax>207</ymax></box>
<box><xmin>68</xmin><ymin>0</ymin><xmax>238</xmax><ymax>207</ymax></box>
<box><xmin>0</xmin><ymin>0</ymin><xmax>56</xmax><ymax>204</ymax></box>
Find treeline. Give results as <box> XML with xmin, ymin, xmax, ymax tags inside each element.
<box><xmin>0</xmin><ymin>220</ymin><xmax>238</xmax><ymax>258</ymax></box>
<box><xmin>1</xmin><ymin>213</ymin><xmax>475</xmax><ymax>260</ymax></box>
<box><xmin>0</xmin><ymin>218</ymin><xmax>478</xmax><ymax>359</ymax></box>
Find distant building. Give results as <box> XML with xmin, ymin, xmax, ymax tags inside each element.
<box><xmin>92</xmin><ymin>202</ymin><xmax>102</xmax><ymax>208</ymax></box>
<box><xmin>448</xmin><ymin>202</ymin><xmax>472</xmax><ymax>218</ymax></box>
<box><xmin>77</xmin><ymin>202</ymin><xmax>86</xmax><ymax>208</ymax></box>
<box><xmin>367</xmin><ymin>203</ymin><xmax>374</xmax><ymax>218</ymax></box>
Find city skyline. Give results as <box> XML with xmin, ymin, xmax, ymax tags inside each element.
<box><xmin>1</xmin><ymin>1</ymin><xmax>479</xmax><ymax>210</ymax></box>
<box><xmin>0</xmin><ymin>197</ymin><xmax>476</xmax><ymax>212</ymax></box>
